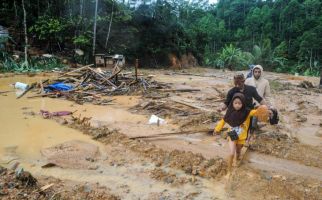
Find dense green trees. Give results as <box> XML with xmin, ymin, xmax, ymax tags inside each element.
<box><xmin>0</xmin><ymin>0</ymin><xmax>321</xmax><ymax>75</ymax></box>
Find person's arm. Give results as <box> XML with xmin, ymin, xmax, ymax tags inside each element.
<box><xmin>214</xmin><ymin>119</ymin><xmax>225</xmax><ymax>135</ymax></box>
<box><xmin>252</xmin><ymin>87</ymin><xmax>264</xmax><ymax>105</ymax></box>
<box><xmin>249</xmin><ymin>109</ymin><xmax>257</xmax><ymax>117</ymax></box>
<box><xmin>264</xmin><ymin>81</ymin><xmax>272</xmax><ymax>107</ymax></box>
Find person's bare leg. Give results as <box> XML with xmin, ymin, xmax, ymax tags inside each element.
<box><xmin>228</xmin><ymin>139</ymin><xmax>236</xmax><ymax>173</ymax></box>
<box><xmin>236</xmin><ymin>144</ymin><xmax>243</xmax><ymax>160</ymax></box>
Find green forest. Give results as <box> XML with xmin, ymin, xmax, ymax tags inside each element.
<box><xmin>0</xmin><ymin>0</ymin><xmax>322</xmax><ymax>76</ymax></box>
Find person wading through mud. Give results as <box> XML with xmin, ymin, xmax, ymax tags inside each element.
<box><xmin>245</xmin><ymin>65</ymin><xmax>274</xmax><ymax>131</ymax></box>
<box><xmin>218</xmin><ymin>73</ymin><xmax>267</xmax><ymax>113</ymax></box>
<box><xmin>245</xmin><ymin>65</ymin><xmax>272</xmax><ymax>107</ymax></box>
<box><xmin>214</xmin><ymin>93</ymin><xmax>271</xmax><ymax>173</ymax></box>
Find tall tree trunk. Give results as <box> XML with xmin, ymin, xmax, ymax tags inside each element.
<box><xmin>92</xmin><ymin>0</ymin><xmax>98</xmax><ymax>56</ymax></box>
<box><xmin>105</xmin><ymin>0</ymin><xmax>114</xmax><ymax>49</ymax></box>
<box><xmin>22</xmin><ymin>0</ymin><xmax>28</xmax><ymax>67</ymax></box>
<box><xmin>80</xmin><ymin>0</ymin><xmax>84</xmax><ymax>17</ymax></box>
<box><xmin>68</xmin><ymin>0</ymin><xmax>72</xmax><ymax>19</ymax></box>
<box><xmin>309</xmin><ymin>48</ymin><xmax>313</xmax><ymax>71</ymax></box>
<box><xmin>37</xmin><ymin>0</ymin><xmax>40</xmax><ymax>16</ymax></box>
<box><xmin>319</xmin><ymin>68</ymin><xmax>322</xmax><ymax>88</ymax></box>
<box><xmin>14</xmin><ymin>0</ymin><xmax>18</xmax><ymax>20</ymax></box>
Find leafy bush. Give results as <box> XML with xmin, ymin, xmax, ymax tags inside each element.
<box><xmin>215</xmin><ymin>44</ymin><xmax>251</xmax><ymax>70</ymax></box>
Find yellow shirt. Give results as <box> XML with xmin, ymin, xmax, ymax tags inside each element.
<box><xmin>215</xmin><ymin>110</ymin><xmax>257</xmax><ymax>142</ymax></box>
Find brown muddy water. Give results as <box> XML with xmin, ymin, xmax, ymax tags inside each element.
<box><xmin>0</xmin><ymin>74</ymin><xmax>229</xmax><ymax>199</ymax></box>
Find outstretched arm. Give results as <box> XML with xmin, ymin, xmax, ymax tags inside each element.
<box><xmin>214</xmin><ymin>119</ymin><xmax>225</xmax><ymax>135</ymax></box>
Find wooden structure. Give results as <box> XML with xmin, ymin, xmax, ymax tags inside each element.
<box><xmin>94</xmin><ymin>54</ymin><xmax>125</xmax><ymax>68</ymax></box>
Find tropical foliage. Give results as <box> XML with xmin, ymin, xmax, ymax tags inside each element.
<box><xmin>0</xmin><ymin>0</ymin><xmax>321</xmax><ymax>75</ymax></box>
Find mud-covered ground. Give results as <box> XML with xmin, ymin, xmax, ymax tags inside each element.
<box><xmin>0</xmin><ymin>67</ymin><xmax>321</xmax><ymax>199</ymax></box>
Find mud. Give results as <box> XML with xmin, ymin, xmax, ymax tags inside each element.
<box><xmin>59</xmin><ymin>115</ymin><xmax>322</xmax><ymax>199</ymax></box>
<box><xmin>0</xmin><ymin>166</ymin><xmax>119</xmax><ymax>200</ymax></box>
<box><xmin>228</xmin><ymin>166</ymin><xmax>321</xmax><ymax>200</ymax></box>
<box><xmin>65</xmin><ymin>116</ymin><xmax>227</xmax><ymax>179</ymax></box>
<box><xmin>250</xmin><ymin>131</ymin><xmax>322</xmax><ymax>168</ymax></box>
<box><xmin>41</xmin><ymin>140</ymin><xmax>100</xmax><ymax>169</ymax></box>
<box><xmin>1</xmin><ymin>69</ymin><xmax>322</xmax><ymax>199</ymax></box>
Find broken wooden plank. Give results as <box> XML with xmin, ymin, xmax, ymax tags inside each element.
<box><xmin>40</xmin><ymin>183</ymin><xmax>55</xmax><ymax>192</ymax></box>
<box><xmin>86</xmin><ymin>66</ymin><xmax>117</xmax><ymax>87</ymax></box>
<box><xmin>130</xmin><ymin>129</ymin><xmax>212</xmax><ymax>139</ymax></box>
<box><xmin>57</xmin><ymin>64</ymin><xmax>94</xmax><ymax>78</ymax></box>
<box><xmin>170</xmin><ymin>97</ymin><xmax>211</xmax><ymax>112</ymax></box>
<box><xmin>111</xmin><ymin>81</ymin><xmax>126</xmax><ymax>92</ymax></box>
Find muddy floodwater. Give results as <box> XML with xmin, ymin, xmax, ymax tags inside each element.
<box><xmin>0</xmin><ymin>74</ymin><xmax>227</xmax><ymax>199</ymax></box>
<box><xmin>0</xmin><ymin>69</ymin><xmax>322</xmax><ymax>199</ymax></box>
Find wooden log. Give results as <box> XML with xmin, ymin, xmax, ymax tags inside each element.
<box><xmin>170</xmin><ymin>97</ymin><xmax>211</xmax><ymax>112</ymax></box>
<box><xmin>129</xmin><ymin>129</ymin><xmax>212</xmax><ymax>139</ymax></box>
<box><xmin>86</xmin><ymin>66</ymin><xmax>117</xmax><ymax>87</ymax></box>
<box><xmin>57</xmin><ymin>64</ymin><xmax>94</xmax><ymax>78</ymax></box>
<box><xmin>108</xmin><ymin>61</ymin><xmax>124</xmax><ymax>80</ymax></box>
<box><xmin>111</xmin><ymin>81</ymin><xmax>126</xmax><ymax>92</ymax></box>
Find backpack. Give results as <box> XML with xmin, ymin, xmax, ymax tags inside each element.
<box><xmin>269</xmin><ymin>109</ymin><xmax>279</xmax><ymax>125</ymax></box>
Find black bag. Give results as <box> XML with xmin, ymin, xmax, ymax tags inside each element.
<box><xmin>269</xmin><ymin>109</ymin><xmax>279</xmax><ymax>125</ymax></box>
<box><xmin>228</xmin><ymin>130</ymin><xmax>239</xmax><ymax>141</ymax></box>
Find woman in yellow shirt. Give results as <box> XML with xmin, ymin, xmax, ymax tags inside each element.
<box><xmin>214</xmin><ymin>93</ymin><xmax>258</xmax><ymax>172</ymax></box>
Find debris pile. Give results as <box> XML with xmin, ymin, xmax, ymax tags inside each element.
<box><xmin>24</xmin><ymin>64</ymin><xmax>169</xmax><ymax>105</ymax></box>
<box><xmin>133</xmin><ymin>99</ymin><xmax>201</xmax><ymax>118</ymax></box>
<box><xmin>298</xmin><ymin>80</ymin><xmax>314</xmax><ymax>89</ymax></box>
